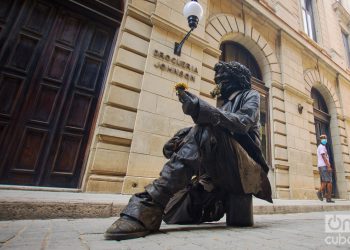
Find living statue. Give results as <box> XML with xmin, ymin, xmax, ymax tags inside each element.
<box><xmin>104</xmin><ymin>61</ymin><xmax>272</xmax><ymax>241</ymax></box>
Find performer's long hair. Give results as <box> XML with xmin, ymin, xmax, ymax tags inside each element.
<box><xmin>212</xmin><ymin>61</ymin><xmax>252</xmax><ymax>99</ymax></box>
<box><xmin>214</xmin><ymin>61</ymin><xmax>252</xmax><ymax>90</ymax></box>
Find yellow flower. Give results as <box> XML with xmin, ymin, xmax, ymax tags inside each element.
<box><xmin>174</xmin><ymin>82</ymin><xmax>188</xmax><ymax>91</ymax></box>
<box><xmin>174</xmin><ymin>82</ymin><xmax>189</xmax><ymax>95</ymax></box>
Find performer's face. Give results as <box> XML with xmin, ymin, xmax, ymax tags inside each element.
<box><xmin>214</xmin><ymin>65</ymin><xmax>241</xmax><ymax>99</ymax></box>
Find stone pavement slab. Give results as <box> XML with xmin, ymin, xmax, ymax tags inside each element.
<box><xmin>1</xmin><ymin>188</ymin><xmax>350</xmax><ymax>220</ymax></box>
<box><xmin>1</xmin><ymin>211</ymin><xmax>350</xmax><ymax>249</ymax></box>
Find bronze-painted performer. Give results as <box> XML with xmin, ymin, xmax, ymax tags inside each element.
<box><xmin>104</xmin><ymin>61</ymin><xmax>272</xmax><ymax>241</ymax></box>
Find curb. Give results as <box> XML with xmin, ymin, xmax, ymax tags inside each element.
<box><xmin>1</xmin><ymin>201</ymin><xmax>350</xmax><ymax>220</ymax></box>
<box><xmin>253</xmin><ymin>204</ymin><xmax>350</xmax><ymax>214</ymax></box>
<box><xmin>0</xmin><ymin>201</ymin><xmax>127</xmax><ymax>220</ymax></box>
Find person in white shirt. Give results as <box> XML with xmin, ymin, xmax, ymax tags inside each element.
<box><xmin>316</xmin><ymin>134</ymin><xmax>334</xmax><ymax>203</ymax></box>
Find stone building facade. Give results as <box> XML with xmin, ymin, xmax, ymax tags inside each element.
<box><xmin>81</xmin><ymin>0</ymin><xmax>350</xmax><ymax>200</ymax></box>
<box><xmin>6</xmin><ymin>0</ymin><xmax>347</xmax><ymax>200</ymax></box>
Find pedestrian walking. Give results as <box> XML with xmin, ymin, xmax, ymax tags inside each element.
<box><xmin>316</xmin><ymin>134</ymin><xmax>334</xmax><ymax>203</ymax></box>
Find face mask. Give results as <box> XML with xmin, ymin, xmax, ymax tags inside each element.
<box><xmin>321</xmin><ymin>139</ymin><xmax>327</xmax><ymax>145</ymax></box>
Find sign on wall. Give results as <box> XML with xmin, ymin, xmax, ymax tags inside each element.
<box><xmin>153</xmin><ymin>49</ymin><xmax>198</xmax><ymax>82</ymax></box>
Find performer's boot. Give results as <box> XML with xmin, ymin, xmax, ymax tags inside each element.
<box><xmin>104</xmin><ymin>192</ymin><xmax>163</xmax><ymax>240</ymax></box>
<box><xmin>104</xmin><ymin>215</ymin><xmax>149</xmax><ymax>241</ymax></box>
<box><xmin>105</xmin><ymin>125</ymin><xmax>212</xmax><ymax>240</ymax></box>
<box><xmin>104</xmin><ymin>147</ymin><xmax>196</xmax><ymax>241</ymax></box>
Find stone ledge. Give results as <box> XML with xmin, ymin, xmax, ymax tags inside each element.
<box><xmin>2</xmin><ymin>200</ymin><xmax>350</xmax><ymax>220</ymax></box>
<box><xmin>0</xmin><ymin>202</ymin><xmax>121</xmax><ymax>220</ymax></box>
<box><xmin>254</xmin><ymin>204</ymin><xmax>350</xmax><ymax>214</ymax></box>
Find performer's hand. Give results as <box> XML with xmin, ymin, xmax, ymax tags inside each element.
<box><xmin>177</xmin><ymin>90</ymin><xmax>199</xmax><ymax>116</ymax></box>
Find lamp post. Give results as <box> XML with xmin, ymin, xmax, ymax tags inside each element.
<box><xmin>174</xmin><ymin>0</ymin><xmax>203</xmax><ymax>56</ymax></box>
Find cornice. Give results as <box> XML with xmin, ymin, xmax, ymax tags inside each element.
<box><xmin>127</xmin><ymin>4</ymin><xmax>153</xmax><ymax>25</ymax></box>
<box><xmin>333</xmin><ymin>2</ymin><xmax>350</xmax><ymax>27</ymax></box>
<box><xmin>283</xmin><ymin>83</ymin><xmax>313</xmax><ymax>104</ymax></box>
<box><xmin>271</xmin><ymin>81</ymin><xmax>284</xmax><ymax>90</ymax></box>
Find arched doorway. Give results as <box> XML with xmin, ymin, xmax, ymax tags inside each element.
<box><xmin>311</xmin><ymin>88</ymin><xmax>337</xmax><ymax>197</ymax></box>
<box><xmin>220</xmin><ymin>41</ymin><xmax>271</xmax><ymax>164</ymax></box>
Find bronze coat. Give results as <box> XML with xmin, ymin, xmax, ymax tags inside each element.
<box><xmin>192</xmin><ymin>89</ymin><xmax>272</xmax><ymax>202</ymax></box>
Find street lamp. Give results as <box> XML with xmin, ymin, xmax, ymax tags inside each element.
<box><xmin>174</xmin><ymin>0</ymin><xmax>203</xmax><ymax>56</ymax></box>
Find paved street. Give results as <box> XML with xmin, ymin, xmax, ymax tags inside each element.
<box><xmin>1</xmin><ymin>211</ymin><xmax>350</xmax><ymax>250</ymax></box>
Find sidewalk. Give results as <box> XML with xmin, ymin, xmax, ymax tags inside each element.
<box><xmin>1</xmin><ymin>212</ymin><xmax>349</xmax><ymax>249</ymax></box>
<box><xmin>1</xmin><ymin>186</ymin><xmax>350</xmax><ymax>220</ymax></box>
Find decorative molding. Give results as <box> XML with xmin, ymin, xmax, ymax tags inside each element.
<box><xmin>275</xmin><ymin>164</ymin><xmax>289</xmax><ymax>171</ymax></box>
<box><xmin>203</xmin><ymin>47</ymin><xmax>222</xmax><ymax>58</ymax></box>
<box><xmin>96</xmin><ymin>127</ymin><xmax>133</xmax><ymax>143</ymax></box>
<box><xmin>333</xmin><ymin>2</ymin><xmax>350</xmax><ymax>27</ymax></box>
<box><xmin>273</xmin><ymin>119</ymin><xmax>286</xmax><ymax>124</ymax></box>
<box><xmin>88</xmin><ymin>174</ymin><xmax>125</xmax><ymax>182</ymax></box>
<box><xmin>303</xmin><ymin>69</ymin><xmax>343</xmax><ymax>117</ymax></box>
<box><xmin>257</xmin><ymin>0</ymin><xmax>276</xmax><ymax>12</ymax></box>
<box><xmin>298</xmin><ymin>31</ymin><xmax>331</xmax><ymax>58</ymax></box>
<box><xmin>274</xmin><ymin>131</ymin><xmax>287</xmax><ymax>136</ymax></box>
<box><xmin>127</xmin><ymin>4</ymin><xmax>153</xmax><ymax>25</ymax></box>
<box><xmin>272</xmin><ymin>107</ymin><xmax>285</xmax><ymax>113</ymax></box>
<box><xmin>271</xmin><ymin>81</ymin><xmax>284</xmax><ymax>90</ymax></box>
<box><xmin>283</xmin><ymin>83</ymin><xmax>314</xmax><ymax>103</ymax></box>
<box><xmin>272</xmin><ymin>95</ymin><xmax>284</xmax><ymax>102</ymax></box>
<box><xmin>275</xmin><ymin>144</ymin><xmax>288</xmax><ymax>149</ymax></box>
<box><xmin>205</xmin><ymin>14</ymin><xmax>281</xmax><ymax>77</ymax></box>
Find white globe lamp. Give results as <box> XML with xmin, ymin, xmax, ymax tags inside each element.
<box><xmin>174</xmin><ymin>0</ymin><xmax>204</xmax><ymax>56</ymax></box>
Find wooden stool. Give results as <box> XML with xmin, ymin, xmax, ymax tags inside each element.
<box><xmin>225</xmin><ymin>194</ymin><xmax>253</xmax><ymax>227</ymax></box>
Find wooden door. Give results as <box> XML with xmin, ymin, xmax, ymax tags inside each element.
<box><xmin>0</xmin><ymin>0</ymin><xmax>117</xmax><ymax>187</ymax></box>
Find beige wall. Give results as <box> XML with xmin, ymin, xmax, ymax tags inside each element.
<box><xmin>339</xmin><ymin>0</ymin><xmax>350</xmax><ymax>13</ymax></box>
<box><xmin>82</xmin><ymin>0</ymin><xmax>350</xmax><ymax>199</ymax></box>
<box><xmin>81</xmin><ymin>0</ymin><xmax>156</xmax><ymax>192</ymax></box>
